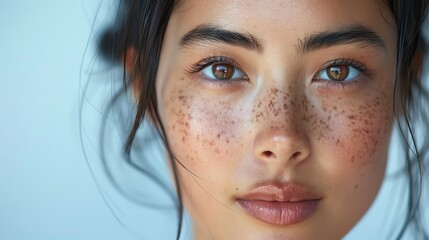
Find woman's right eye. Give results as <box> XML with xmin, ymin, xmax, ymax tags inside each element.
<box><xmin>201</xmin><ymin>63</ymin><xmax>248</xmax><ymax>81</ymax></box>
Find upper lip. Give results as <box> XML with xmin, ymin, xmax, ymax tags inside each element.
<box><xmin>237</xmin><ymin>182</ymin><xmax>321</xmax><ymax>202</ymax></box>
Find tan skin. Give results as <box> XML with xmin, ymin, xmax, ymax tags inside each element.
<box><xmin>131</xmin><ymin>0</ymin><xmax>397</xmax><ymax>239</ymax></box>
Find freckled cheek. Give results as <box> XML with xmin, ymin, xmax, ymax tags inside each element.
<box><xmin>318</xmin><ymin>97</ymin><xmax>393</xmax><ymax>168</ymax></box>
<box><xmin>163</xmin><ymin>91</ymin><xmax>246</xmax><ymax>168</ymax></box>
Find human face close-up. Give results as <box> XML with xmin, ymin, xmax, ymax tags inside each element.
<box><xmin>154</xmin><ymin>0</ymin><xmax>397</xmax><ymax>239</ymax></box>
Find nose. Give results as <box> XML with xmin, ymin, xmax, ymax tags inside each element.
<box><xmin>253</xmin><ymin>126</ymin><xmax>311</xmax><ymax>167</ymax></box>
<box><xmin>252</xmin><ymin>88</ymin><xmax>311</xmax><ymax>168</ymax></box>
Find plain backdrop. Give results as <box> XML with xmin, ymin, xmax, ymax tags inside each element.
<box><xmin>1</xmin><ymin>1</ymin><xmax>427</xmax><ymax>239</ymax></box>
<box><xmin>0</xmin><ymin>1</ymin><xmax>142</xmax><ymax>239</ymax></box>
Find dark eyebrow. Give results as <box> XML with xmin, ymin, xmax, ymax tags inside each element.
<box><xmin>298</xmin><ymin>25</ymin><xmax>386</xmax><ymax>53</ymax></box>
<box><xmin>179</xmin><ymin>24</ymin><xmax>264</xmax><ymax>54</ymax></box>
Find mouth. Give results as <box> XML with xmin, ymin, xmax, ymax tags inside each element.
<box><xmin>236</xmin><ymin>182</ymin><xmax>322</xmax><ymax>225</ymax></box>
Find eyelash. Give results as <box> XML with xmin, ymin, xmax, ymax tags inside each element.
<box><xmin>187</xmin><ymin>55</ymin><xmax>372</xmax><ymax>89</ymax></box>
<box><xmin>187</xmin><ymin>55</ymin><xmax>237</xmax><ymax>73</ymax></box>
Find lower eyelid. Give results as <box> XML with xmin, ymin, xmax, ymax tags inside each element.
<box><xmin>313</xmin><ymin>75</ymin><xmax>368</xmax><ymax>90</ymax></box>
<box><xmin>196</xmin><ymin>76</ymin><xmax>250</xmax><ymax>90</ymax></box>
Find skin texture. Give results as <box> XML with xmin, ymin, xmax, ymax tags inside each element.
<box><xmin>149</xmin><ymin>0</ymin><xmax>397</xmax><ymax>239</ymax></box>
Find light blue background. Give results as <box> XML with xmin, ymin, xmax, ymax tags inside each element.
<box><xmin>0</xmin><ymin>1</ymin><xmax>427</xmax><ymax>239</ymax></box>
<box><xmin>0</xmin><ymin>1</ymin><xmax>143</xmax><ymax>239</ymax></box>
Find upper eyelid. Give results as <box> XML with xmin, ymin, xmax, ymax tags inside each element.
<box><xmin>318</xmin><ymin>59</ymin><xmax>366</xmax><ymax>71</ymax></box>
<box><xmin>186</xmin><ymin>55</ymin><xmax>241</xmax><ymax>73</ymax></box>
<box><xmin>201</xmin><ymin>55</ymin><xmax>236</xmax><ymax>65</ymax></box>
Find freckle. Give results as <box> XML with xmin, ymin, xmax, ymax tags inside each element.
<box><xmin>182</xmin><ymin>136</ymin><xmax>186</xmax><ymax>142</ymax></box>
<box><xmin>351</xmin><ymin>156</ymin><xmax>355</xmax><ymax>162</ymax></box>
<box><xmin>348</xmin><ymin>115</ymin><xmax>357</xmax><ymax>120</ymax></box>
<box><xmin>336</xmin><ymin>139</ymin><xmax>341</xmax><ymax>145</ymax></box>
<box><xmin>214</xmin><ymin>148</ymin><xmax>220</xmax><ymax>154</ymax></box>
<box><xmin>354</xmin><ymin>185</ymin><xmax>358</xmax><ymax>189</ymax></box>
<box><xmin>217</xmin><ymin>134</ymin><xmax>221</xmax><ymax>139</ymax></box>
<box><xmin>236</xmin><ymin>187</ymin><xmax>239</xmax><ymax>191</ymax></box>
<box><xmin>283</xmin><ymin>104</ymin><xmax>289</xmax><ymax>110</ymax></box>
<box><xmin>180</xmin><ymin>77</ymin><xmax>184</xmax><ymax>81</ymax></box>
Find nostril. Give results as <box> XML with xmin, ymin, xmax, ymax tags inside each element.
<box><xmin>291</xmin><ymin>152</ymin><xmax>301</xmax><ymax>159</ymax></box>
<box><xmin>262</xmin><ymin>151</ymin><xmax>275</xmax><ymax>158</ymax></box>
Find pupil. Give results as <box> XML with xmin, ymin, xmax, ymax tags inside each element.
<box><xmin>213</xmin><ymin>64</ymin><xmax>234</xmax><ymax>79</ymax></box>
<box><xmin>327</xmin><ymin>65</ymin><xmax>349</xmax><ymax>81</ymax></box>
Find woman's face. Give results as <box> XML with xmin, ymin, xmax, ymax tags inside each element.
<box><xmin>155</xmin><ymin>0</ymin><xmax>396</xmax><ymax>239</ymax></box>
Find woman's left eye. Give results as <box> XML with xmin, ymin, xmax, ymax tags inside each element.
<box><xmin>314</xmin><ymin>64</ymin><xmax>362</xmax><ymax>82</ymax></box>
<box><xmin>201</xmin><ymin>63</ymin><xmax>248</xmax><ymax>80</ymax></box>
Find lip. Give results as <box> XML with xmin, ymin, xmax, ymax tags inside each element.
<box><xmin>237</xmin><ymin>182</ymin><xmax>321</xmax><ymax>225</ymax></box>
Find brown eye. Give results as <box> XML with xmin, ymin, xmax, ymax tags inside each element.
<box><xmin>212</xmin><ymin>63</ymin><xmax>235</xmax><ymax>79</ymax></box>
<box><xmin>326</xmin><ymin>65</ymin><xmax>349</xmax><ymax>81</ymax></box>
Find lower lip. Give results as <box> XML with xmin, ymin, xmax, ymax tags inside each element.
<box><xmin>238</xmin><ymin>199</ymin><xmax>320</xmax><ymax>225</ymax></box>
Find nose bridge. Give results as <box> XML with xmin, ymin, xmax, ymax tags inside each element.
<box><xmin>253</xmin><ymin>85</ymin><xmax>305</xmax><ymax>129</ymax></box>
<box><xmin>252</xmin><ymin>84</ymin><xmax>311</xmax><ymax>168</ymax></box>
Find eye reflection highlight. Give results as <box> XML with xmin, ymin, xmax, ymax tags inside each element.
<box><xmin>201</xmin><ymin>62</ymin><xmax>248</xmax><ymax>80</ymax></box>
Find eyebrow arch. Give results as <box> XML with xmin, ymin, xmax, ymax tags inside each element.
<box><xmin>298</xmin><ymin>25</ymin><xmax>386</xmax><ymax>53</ymax></box>
<box><xmin>179</xmin><ymin>24</ymin><xmax>264</xmax><ymax>54</ymax></box>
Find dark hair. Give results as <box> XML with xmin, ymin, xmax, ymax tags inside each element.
<box><xmin>96</xmin><ymin>0</ymin><xmax>429</xmax><ymax>239</ymax></box>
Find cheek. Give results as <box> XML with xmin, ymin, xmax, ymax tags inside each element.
<box><xmin>309</xmin><ymin>89</ymin><xmax>394</xmax><ymax>230</ymax></box>
<box><xmin>316</xmin><ymin>90</ymin><xmax>393</xmax><ymax>169</ymax></box>
<box><xmin>162</xmin><ymin>86</ymin><xmax>247</xmax><ymax>171</ymax></box>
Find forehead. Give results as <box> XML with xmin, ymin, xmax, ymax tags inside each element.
<box><xmin>173</xmin><ymin>0</ymin><xmax>388</xmax><ymax>18</ymax></box>
<box><xmin>171</xmin><ymin>0</ymin><xmax>395</xmax><ymax>44</ymax></box>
